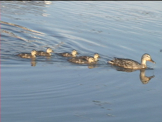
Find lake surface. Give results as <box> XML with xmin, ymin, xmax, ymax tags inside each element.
<box><xmin>1</xmin><ymin>1</ymin><xmax>162</xmax><ymax>122</ymax></box>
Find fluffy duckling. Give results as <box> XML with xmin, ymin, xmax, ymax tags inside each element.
<box><xmin>36</xmin><ymin>48</ymin><xmax>53</xmax><ymax>56</ymax></box>
<box><xmin>18</xmin><ymin>50</ymin><xmax>37</xmax><ymax>59</ymax></box>
<box><xmin>59</xmin><ymin>50</ymin><xmax>78</xmax><ymax>57</ymax></box>
<box><xmin>108</xmin><ymin>53</ymin><xmax>155</xmax><ymax>69</ymax></box>
<box><xmin>68</xmin><ymin>57</ymin><xmax>95</xmax><ymax>64</ymax></box>
<box><xmin>78</xmin><ymin>53</ymin><xmax>100</xmax><ymax>62</ymax></box>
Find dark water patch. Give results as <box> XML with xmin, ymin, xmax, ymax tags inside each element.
<box><xmin>0</xmin><ymin>21</ymin><xmax>44</xmax><ymax>35</ymax></box>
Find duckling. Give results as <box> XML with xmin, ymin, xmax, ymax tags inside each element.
<box><xmin>68</xmin><ymin>57</ymin><xmax>95</xmax><ymax>64</ymax></box>
<box><xmin>18</xmin><ymin>50</ymin><xmax>37</xmax><ymax>59</ymax></box>
<box><xmin>78</xmin><ymin>53</ymin><xmax>100</xmax><ymax>62</ymax></box>
<box><xmin>108</xmin><ymin>53</ymin><xmax>155</xmax><ymax>69</ymax></box>
<box><xmin>36</xmin><ymin>48</ymin><xmax>53</xmax><ymax>56</ymax></box>
<box><xmin>58</xmin><ymin>50</ymin><xmax>78</xmax><ymax>57</ymax></box>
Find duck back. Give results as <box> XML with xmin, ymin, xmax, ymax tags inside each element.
<box><xmin>18</xmin><ymin>53</ymin><xmax>35</xmax><ymax>59</ymax></box>
<box><xmin>78</xmin><ymin>56</ymin><xmax>89</xmax><ymax>60</ymax></box>
<box><xmin>59</xmin><ymin>53</ymin><xmax>73</xmax><ymax>57</ymax></box>
<box><xmin>109</xmin><ymin>58</ymin><xmax>142</xmax><ymax>69</ymax></box>
<box><xmin>68</xmin><ymin>58</ymin><xmax>89</xmax><ymax>64</ymax></box>
<box><xmin>36</xmin><ymin>51</ymin><xmax>50</xmax><ymax>56</ymax></box>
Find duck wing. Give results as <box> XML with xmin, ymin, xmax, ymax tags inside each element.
<box><xmin>113</xmin><ymin>58</ymin><xmax>141</xmax><ymax>69</ymax></box>
<box><xmin>37</xmin><ymin>51</ymin><xmax>49</xmax><ymax>56</ymax></box>
<box><xmin>68</xmin><ymin>57</ymin><xmax>80</xmax><ymax>63</ymax></box>
<box><xmin>78</xmin><ymin>56</ymin><xmax>90</xmax><ymax>60</ymax></box>
<box><xmin>68</xmin><ymin>57</ymin><xmax>89</xmax><ymax>64</ymax></box>
<box><xmin>36</xmin><ymin>51</ymin><xmax>45</xmax><ymax>55</ymax></box>
<box><xmin>58</xmin><ymin>52</ymin><xmax>71</xmax><ymax>57</ymax></box>
<box><xmin>18</xmin><ymin>53</ymin><xmax>30</xmax><ymax>58</ymax></box>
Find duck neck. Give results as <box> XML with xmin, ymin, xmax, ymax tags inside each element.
<box><xmin>141</xmin><ymin>58</ymin><xmax>147</xmax><ymax>68</ymax></box>
<box><xmin>89</xmin><ymin>61</ymin><xmax>92</xmax><ymax>63</ymax></box>
<box><xmin>94</xmin><ymin>57</ymin><xmax>98</xmax><ymax>61</ymax></box>
<box><xmin>140</xmin><ymin>69</ymin><xmax>147</xmax><ymax>84</ymax></box>
<box><xmin>72</xmin><ymin>54</ymin><xmax>76</xmax><ymax>57</ymax></box>
<box><xmin>140</xmin><ymin>69</ymin><xmax>145</xmax><ymax>78</ymax></box>
<box><xmin>32</xmin><ymin>54</ymin><xmax>36</xmax><ymax>57</ymax></box>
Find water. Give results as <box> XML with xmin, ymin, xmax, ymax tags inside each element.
<box><xmin>1</xmin><ymin>1</ymin><xmax>162</xmax><ymax>122</ymax></box>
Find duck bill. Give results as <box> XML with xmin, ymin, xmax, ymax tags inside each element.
<box><xmin>149</xmin><ymin>59</ymin><xmax>156</xmax><ymax>64</ymax></box>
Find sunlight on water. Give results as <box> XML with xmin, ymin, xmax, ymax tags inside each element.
<box><xmin>1</xmin><ymin>1</ymin><xmax>162</xmax><ymax>122</ymax></box>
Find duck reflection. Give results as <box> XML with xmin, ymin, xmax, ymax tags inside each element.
<box><xmin>114</xmin><ymin>66</ymin><xmax>155</xmax><ymax>84</ymax></box>
<box><xmin>30</xmin><ymin>55</ymin><xmax>53</xmax><ymax>67</ymax></box>
<box><xmin>31</xmin><ymin>60</ymin><xmax>37</xmax><ymax>67</ymax></box>
<box><xmin>45</xmin><ymin>56</ymin><xmax>52</xmax><ymax>60</ymax></box>
<box><xmin>88</xmin><ymin>64</ymin><xmax>98</xmax><ymax>69</ymax></box>
<box><xmin>140</xmin><ymin>69</ymin><xmax>155</xmax><ymax>84</ymax></box>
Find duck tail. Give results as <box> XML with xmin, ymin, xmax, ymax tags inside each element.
<box><xmin>108</xmin><ymin>60</ymin><xmax>114</xmax><ymax>64</ymax></box>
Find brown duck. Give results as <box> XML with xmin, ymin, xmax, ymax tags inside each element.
<box><xmin>36</xmin><ymin>48</ymin><xmax>53</xmax><ymax>56</ymax></box>
<box><xmin>58</xmin><ymin>50</ymin><xmax>78</xmax><ymax>57</ymax></box>
<box><xmin>108</xmin><ymin>53</ymin><xmax>155</xmax><ymax>69</ymax></box>
<box><xmin>18</xmin><ymin>50</ymin><xmax>37</xmax><ymax>59</ymax></box>
<box><xmin>78</xmin><ymin>53</ymin><xmax>100</xmax><ymax>62</ymax></box>
<box><xmin>68</xmin><ymin>57</ymin><xmax>95</xmax><ymax>64</ymax></box>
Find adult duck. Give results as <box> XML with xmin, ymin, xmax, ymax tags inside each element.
<box><xmin>108</xmin><ymin>53</ymin><xmax>155</xmax><ymax>69</ymax></box>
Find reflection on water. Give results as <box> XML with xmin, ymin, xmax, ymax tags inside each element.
<box><xmin>23</xmin><ymin>51</ymin><xmax>155</xmax><ymax>84</ymax></box>
<box><xmin>140</xmin><ymin>69</ymin><xmax>155</xmax><ymax>84</ymax></box>
<box><xmin>31</xmin><ymin>60</ymin><xmax>37</xmax><ymax>67</ymax></box>
<box><xmin>112</xmin><ymin>66</ymin><xmax>155</xmax><ymax>84</ymax></box>
<box><xmin>87</xmin><ymin>64</ymin><xmax>98</xmax><ymax>69</ymax></box>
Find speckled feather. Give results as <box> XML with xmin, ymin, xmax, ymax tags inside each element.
<box><xmin>59</xmin><ymin>53</ymin><xmax>74</xmax><ymax>57</ymax></box>
<box><xmin>78</xmin><ymin>56</ymin><xmax>90</xmax><ymax>60</ymax></box>
<box><xmin>36</xmin><ymin>51</ymin><xmax>51</xmax><ymax>56</ymax></box>
<box><xmin>68</xmin><ymin>57</ymin><xmax>94</xmax><ymax>64</ymax></box>
<box><xmin>18</xmin><ymin>53</ymin><xmax>36</xmax><ymax>59</ymax></box>
<box><xmin>110</xmin><ymin>58</ymin><xmax>142</xmax><ymax>69</ymax></box>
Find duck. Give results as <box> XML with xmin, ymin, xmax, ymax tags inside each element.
<box><xmin>18</xmin><ymin>50</ymin><xmax>37</xmax><ymax>59</ymax></box>
<box><xmin>108</xmin><ymin>53</ymin><xmax>155</xmax><ymax>69</ymax></box>
<box><xmin>68</xmin><ymin>57</ymin><xmax>95</xmax><ymax>64</ymax></box>
<box><xmin>58</xmin><ymin>50</ymin><xmax>78</xmax><ymax>57</ymax></box>
<box><xmin>78</xmin><ymin>53</ymin><xmax>100</xmax><ymax>62</ymax></box>
<box><xmin>36</xmin><ymin>48</ymin><xmax>53</xmax><ymax>56</ymax></box>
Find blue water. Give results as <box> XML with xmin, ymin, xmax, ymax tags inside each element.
<box><xmin>1</xmin><ymin>1</ymin><xmax>162</xmax><ymax>122</ymax></box>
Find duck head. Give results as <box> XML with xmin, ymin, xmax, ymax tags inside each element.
<box><xmin>71</xmin><ymin>50</ymin><xmax>78</xmax><ymax>56</ymax></box>
<box><xmin>88</xmin><ymin>57</ymin><xmax>95</xmax><ymax>63</ymax></box>
<box><xmin>94</xmin><ymin>53</ymin><xmax>100</xmax><ymax>61</ymax></box>
<box><xmin>46</xmin><ymin>48</ymin><xmax>54</xmax><ymax>53</ymax></box>
<box><xmin>142</xmin><ymin>53</ymin><xmax>155</xmax><ymax>64</ymax></box>
<box><xmin>31</xmin><ymin>50</ymin><xmax>37</xmax><ymax>56</ymax></box>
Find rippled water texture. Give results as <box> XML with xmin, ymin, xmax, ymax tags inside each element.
<box><xmin>1</xmin><ymin>1</ymin><xmax>162</xmax><ymax>122</ymax></box>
